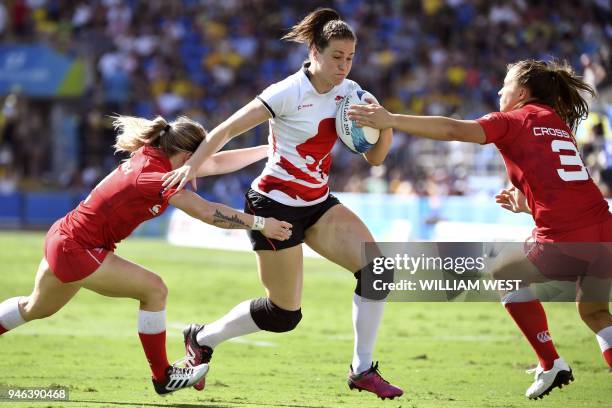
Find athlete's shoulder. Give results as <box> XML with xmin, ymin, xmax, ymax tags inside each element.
<box><xmin>264</xmin><ymin>70</ymin><xmax>304</xmax><ymax>95</ymax></box>
<box><xmin>132</xmin><ymin>147</ymin><xmax>170</xmax><ymax>189</ymax></box>
<box><xmin>341</xmin><ymin>78</ymin><xmax>361</xmax><ymax>92</ymax></box>
<box><xmin>258</xmin><ymin>70</ymin><xmax>307</xmax><ymax>118</ymax></box>
<box><xmin>476</xmin><ymin>109</ymin><xmax>527</xmax><ymax>145</ymax></box>
<box><xmin>516</xmin><ymin>103</ymin><xmax>557</xmax><ymax>120</ymax></box>
<box><xmin>137</xmin><ymin>146</ymin><xmax>171</xmax><ymax>172</ymax></box>
<box><xmin>482</xmin><ymin>107</ymin><xmax>533</xmax><ymax>127</ymax></box>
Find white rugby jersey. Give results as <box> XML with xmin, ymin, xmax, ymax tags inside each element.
<box><xmin>253</xmin><ymin>64</ymin><xmax>361</xmax><ymax>206</ymax></box>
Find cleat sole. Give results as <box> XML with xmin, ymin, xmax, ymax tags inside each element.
<box><xmin>529</xmin><ymin>369</ymin><xmax>574</xmax><ymax>400</ymax></box>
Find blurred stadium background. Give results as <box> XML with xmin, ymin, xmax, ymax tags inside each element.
<box><xmin>0</xmin><ymin>0</ymin><xmax>610</xmax><ymax>242</ymax></box>
<box><xmin>1</xmin><ymin>2</ymin><xmax>611</xmax><ymax>406</ymax></box>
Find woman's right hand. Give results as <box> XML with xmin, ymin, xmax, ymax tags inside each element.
<box><xmin>348</xmin><ymin>102</ymin><xmax>395</xmax><ymax>130</ymax></box>
<box><xmin>262</xmin><ymin>218</ymin><xmax>293</xmax><ymax>241</ymax></box>
<box><xmin>162</xmin><ymin>164</ymin><xmax>198</xmax><ymax>192</ymax></box>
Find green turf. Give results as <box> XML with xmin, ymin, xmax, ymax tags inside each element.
<box><xmin>0</xmin><ymin>232</ymin><xmax>610</xmax><ymax>407</ymax></box>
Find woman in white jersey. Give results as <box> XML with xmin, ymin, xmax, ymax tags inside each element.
<box><xmin>163</xmin><ymin>8</ymin><xmax>403</xmax><ymax>400</ymax></box>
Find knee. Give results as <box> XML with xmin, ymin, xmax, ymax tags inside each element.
<box><xmin>250</xmin><ymin>297</ymin><xmax>302</xmax><ymax>333</ymax></box>
<box><xmin>355</xmin><ymin>260</ymin><xmax>394</xmax><ymax>301</ymax></box>
<box><xmin>21</xmin><ymin>296</ymin><xmax>55</xmax><ymax>321</ymax></box>
<box><xmin>577</xmin><ymin>302</ymin><xmax>609</xmax><ymax>325</ymax></box>
<box><xmin>143</xmin><ymin>275</ymin><xmax>168</xmax><ymax>306</ymax></box>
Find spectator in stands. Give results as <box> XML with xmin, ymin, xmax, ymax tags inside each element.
<box><xmin>1</xmin><ymin>0</ymin><xmax>610</xmax><ymax>198</ymax></box>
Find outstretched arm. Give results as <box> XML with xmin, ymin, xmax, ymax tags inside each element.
<box><xmin>162</xmin><ymin>99</ymin><xmax>271</xmax><ymax>190</ymax></box>
<box><xmin>168</xmin><ymin>190</ymin><xmax>292</xmax><ymax>240</ymax></box>
<box><xmin>348</xmin><ymin>104</ymin><xmax>486</xmax><ymax>144</ymax></box>
<box><xmin>196</xmin><ymin>145</ymin><xmax>268</xmax><ymax>177</ymax></box>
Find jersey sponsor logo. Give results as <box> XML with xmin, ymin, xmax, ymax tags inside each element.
<box><xmin>335</xmin><ymin>94</ymin><xmax>344</xmax><ymax>106</ymax></box>
<box><xmin>533</xmin><ymin>127</ymin><xmax>571</xmax><ymax>139</ymax></box>
<box><xmin>536</xmin><ymin>330</ymin><xmax>552</xmax><ymax>343</ymax></box>
<box><xmin>297</xmin><ymin>103</ymin><xmax>313</xmax><ymax>110</ymax></box>
<box><xmin>149</xmin><ymin>204</ymin><xmax>161</xmax><ymax>216</ymax></box>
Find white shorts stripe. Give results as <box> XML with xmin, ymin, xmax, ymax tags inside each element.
<box><xmin>85</xmin><ymin>249</ymin><xmax>103</xmax><ymax>265</ymax></box>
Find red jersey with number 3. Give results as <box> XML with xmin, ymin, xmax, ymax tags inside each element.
<box><xmin>476</xmin><ymin>103</ymin><xmax>610</xmax><ymax>239</ymax></box>
<box><xmin>59</xmin><ymin>146</ymin><xmax>179</xmax><ymax>250</ymax></box>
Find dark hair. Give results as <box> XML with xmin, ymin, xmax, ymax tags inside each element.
<box><xmin>509</xmin><ymin>59</ymin><xmax>595</xmax><ymax>131</ymax></box>
<box><xmin>113</xmin><ymin>115</ymin><xmax>206</xmax><ymax>157</ymax></box>
<box><xmin>281</xmin><ymin>8</ymin><xmax>355</xmax><ymax>51</ymax></box>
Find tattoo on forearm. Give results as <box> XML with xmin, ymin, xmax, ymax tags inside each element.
<box><xmin>212</xmin><ymin>209</ymin><xmax>248</xmax><ymax>229</ymax></box>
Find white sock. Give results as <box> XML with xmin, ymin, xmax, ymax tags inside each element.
<box><xmin>0</xmin><ymin>297</ymin><xmax>26</xmax><ymax>331</ymax></box>
<box><xmin>501</xmin><ymin>286</ymin><xmax>536</xmax><ymax>305</ymax></box>
<box><xmin>351</xmin><ymin>293</ymin><xmax>385</xmax><ymax>373</ymax></box>
<box><xmin>138</xmin><ymin>310</ymin><xmax>166</xmax><ymax>334</ymax></box>
<box><xmin>596</xmin><ymin>326</ymin><xmax>612</xmax><ymax>352</ymax></box>
<box><xmin>196</xmin><ymin>300</ymin><xmax>260</xmax><ymax>349</ymax></box>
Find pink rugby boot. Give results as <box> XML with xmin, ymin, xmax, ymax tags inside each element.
<box><xmin>183</xmin><ymin>323</ymin><xmax>214</xmax><ymax>391</ymax></box>
<box><xmin>348</xmin><ymin>361</ymin><xmax>403</xmax><ymax>400</ymax></box>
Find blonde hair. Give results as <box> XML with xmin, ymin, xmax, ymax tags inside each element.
<box><xmin>112</xmin><ymin>115</ymin><xmax>206</xmax><ymax>156</ymax></box>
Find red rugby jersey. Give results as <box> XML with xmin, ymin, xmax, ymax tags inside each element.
<box><xmin>476</xmin><ymin>103</ymin><xmax>609</xmax><ymax>238</ymax></box>
<box><xmin>59</xmin><ymin>146</ymin><xmax>178</xmax><ymax>250</ymax></box>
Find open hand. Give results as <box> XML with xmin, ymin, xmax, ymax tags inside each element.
<box><xmin>495</xmin><ymin>186</ymin><xmax>531</xmax><ymax>214</ymax></box>
<box><xmin>347</xmin><ymin>102</ymin><xmax>393</xmax><ymax>130</ymax></box>
<box><xmin>162</xmin><ymin>164</ymin><xmax>198</xmax><ymax>192</ymax></box>
<box><xmin>263</xmin><ymin>218</ymin><xmax>293</xmax><ymax>241</ymax></box>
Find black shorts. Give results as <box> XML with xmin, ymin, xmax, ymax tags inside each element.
<box><xmin>244</xmin><ymin>189</ymin><xmax>341</xmax><ymax>251</ymax></box>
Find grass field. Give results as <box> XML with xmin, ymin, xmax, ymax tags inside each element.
<box><xmin>0</xmin><ymin>231</ymin><xmax>610</xmax><ymax>408</ymax></box>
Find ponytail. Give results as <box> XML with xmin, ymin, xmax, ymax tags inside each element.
<box><xmin>550</xmin><ymin>66</ymin><xmax>593</xmax><ymax>131</ymax></box>
<box><xmin>510</xmin><ymin>59</ymin><xmax>595</xmax><ymax>131</ymax></box>
<box><xmin>113</xmin><ymin>115</ymin><xmax>168</xmax><ymax>154</ymax></box>
<box><xmin>113</xmin><ymin>115</ymin><xmax>206</xmax><ymax>157</ymax></box>
<box><xmin>282</xmin><ymin>8</ymin><xmax>355</xmax><ymax>51</ymax></box>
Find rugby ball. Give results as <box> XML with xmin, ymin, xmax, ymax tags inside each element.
<box><xmin>335</xmin><ymin>89</ymin><xmax>380</xmax><ymax>153</ymax></box>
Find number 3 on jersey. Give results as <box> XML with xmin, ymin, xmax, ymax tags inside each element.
<box><xmin>551</xmin><ymin>139</ymin><xmax>589</xmax><ymax>182</ymax></box>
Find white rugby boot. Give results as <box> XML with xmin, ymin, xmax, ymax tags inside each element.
<box><xmin>525</xmin><ymin>357</ymin><xmax>573</xmax><ymax>399</ymax></box>
<box><xmin>152</xmin><ymin>363</ymin><xmax>209</xmax><ymax>395</ymax></box>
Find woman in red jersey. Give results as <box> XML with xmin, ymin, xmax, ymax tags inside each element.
<box><xmin>348</xmin><ymin>59</ymin><xmax>612</xmax><ymax>399</ymax></box>
<box><xmin>0</xmin><ymin>115</ymin><xmax>292</xmax><ymax>395</ymax></box>
<box><xmin>161</xmin><ymin>9</ymin><xmax>403</xmax><ymax>400</ymax></box>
